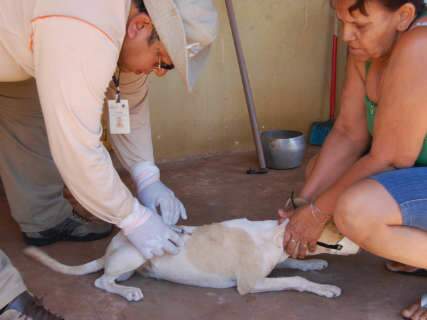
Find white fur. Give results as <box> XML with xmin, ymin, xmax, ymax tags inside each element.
<box><xmin>24</xmin><ymin>219</ymin><xmax>359</xmax><ymax>301</ymax></box>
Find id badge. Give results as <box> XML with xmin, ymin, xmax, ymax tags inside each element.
<box><xmin>108</xmin><ymin>99</ymin><xmax>130</xmax><ymax>134</ymax></box>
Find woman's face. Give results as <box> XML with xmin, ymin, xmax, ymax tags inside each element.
<box><xmin>335</xmin><ymin>0</ymin><xmax>404</xmax><ymax>61</ymax></box>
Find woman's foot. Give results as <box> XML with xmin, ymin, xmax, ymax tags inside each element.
<box><xmin>385</xmin><ymin>261</ymin><xmax>427</xmax><ymax>276</ymax></box>
<box><xmin>401</xmin><ymin>295</ymin><xmax>427</xmax><ymax>320</ymax></box>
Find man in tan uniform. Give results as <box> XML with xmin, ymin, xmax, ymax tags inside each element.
<box><xmin>0</xmin><ymin>0</ymin><xmax>218</xmax><ymax>318</ymax></box>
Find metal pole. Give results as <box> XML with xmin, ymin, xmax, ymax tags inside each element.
<box><xmin>225</xmin><ymin>0</ymin><xmax>268</xmax><ymax>174</ymax></box>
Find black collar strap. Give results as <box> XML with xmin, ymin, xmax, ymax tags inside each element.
<box><xmin>317</xmin><ymin>241</ymin><xmax>343</xmax><ymax>250</ymax></box>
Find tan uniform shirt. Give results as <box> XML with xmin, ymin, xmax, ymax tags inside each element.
<box><xmin>0</xmin><ymin>0</ymin><xmax>154</xmax><ymax>225</ymax></box>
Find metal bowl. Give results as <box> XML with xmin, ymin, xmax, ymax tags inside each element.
<box><xmin>261</xmin><ymin>130</ymin><xmax>306</xmax><ymax>170</ymax></box>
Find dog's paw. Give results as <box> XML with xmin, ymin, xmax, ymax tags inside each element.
<box><xmin>95</xmin><ymin>277</ymin><xmax>144</xmax><ymax>302</ymax></box>
<box><xmin>315</xmin><ymin>284</ymin><xmax>341</xmax><ymax>298</ymax></box>
<box><xmin>304</xmin><ymin>259</ymin><xmax>328</xmax><ymax>271</ymax></box>
<box><xmin>120</xmin><ymin>287</ymin><xmax>144</xmax><ymax>302</ymax></box>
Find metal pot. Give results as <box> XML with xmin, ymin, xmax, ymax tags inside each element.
<box><xmin>261</xmin><ymin>130</ymin><xmax>306</xmax><ymax>170</ymax></box>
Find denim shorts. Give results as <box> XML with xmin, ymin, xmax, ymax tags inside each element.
<box><xmin>371</xmin><ymin>167</ymin><xmax>427</xmax><ymax>232</ymax></box>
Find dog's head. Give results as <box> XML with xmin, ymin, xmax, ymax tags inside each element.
<box><xmin>317</xmin><ymin>222</ymin><xmax>360</xmax><ymax>255</ymax></box>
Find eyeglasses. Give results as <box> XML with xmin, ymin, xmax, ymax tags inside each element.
<box><xmin>156</xmin><ymin>54</ymin><xmax>174</xmax><ymax>71</ymax></box>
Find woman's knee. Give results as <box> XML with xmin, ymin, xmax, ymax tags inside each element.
<box><xmin>334</xmin><ymin>189</ymin><xmax>362</xmax><ymax>237</ymax></box>
<box><xmin>334</xmin><ymin>180</ymin><xmax>380</xmax><ymax>240</ymax></box>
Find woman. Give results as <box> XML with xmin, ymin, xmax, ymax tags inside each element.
<box><xmin>280</xmin><ymin>0</ymin><xmax>427</xmax><ymax>318</ymax></box>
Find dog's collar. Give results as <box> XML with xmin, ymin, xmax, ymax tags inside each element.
<box><xmin>316</xmin><ymin>241</ymin><xmax>343</xmax><ymax>251</ymax></box>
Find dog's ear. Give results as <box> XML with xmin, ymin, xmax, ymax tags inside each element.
<box><xmin>336</xmin><ymin>237</ymin><xmax>360</xmax><ymax>255</ymax></box>
<box><xmin>318</xmin><ymin>221</ymin><xmax>343</xmax><ymax>244</ymax></box>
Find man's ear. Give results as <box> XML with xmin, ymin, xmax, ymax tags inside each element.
<box><xmin>396</xmin><ymin>3</ymin><xmax>417</xmax><ymax>32</ymax></box>
<box><xmin>127</xmin><ymin>13</ymin><xmax>153</xmax><ymax>39</ymax></box>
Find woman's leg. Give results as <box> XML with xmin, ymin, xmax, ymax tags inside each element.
<box><xmin>335</xmin><ymin>179</ymin><xmax>427</xmax><ymax>267</ymax></box>
<box><xmin>334</xmin><ymin>168</ymin><xmax>427</xmax><ymax>319</ymax></box>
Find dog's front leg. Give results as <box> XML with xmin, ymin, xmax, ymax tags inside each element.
<box><xmin>275</xmin><ymin>258</ymin><xmax>328</xmax><ymax>272</ymax></box>
<box><xmin>247</xmin><ymin>277</ymin><xmax>341</xmax><ymax>298</ymax></box>
<box><xmin>95</xmin><ymin>274</ymin><xmax>144</xmax><ymax>301</ymax></box>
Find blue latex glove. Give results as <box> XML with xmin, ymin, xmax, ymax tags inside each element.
<box><xmin>125</xmin><ymin>207</ymin><xmax>184</xmax><ymax>260</ymax></box>
<box><xmin>137</xmin><ymin>180</ymin><xmax>187</xmax><ymax>226</ymax></box>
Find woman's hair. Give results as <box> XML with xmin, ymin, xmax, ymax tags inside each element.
<box><xmin>349</xmin><ymin>0</ymin><xmax>425</xmax><ymax>16</ymax></box>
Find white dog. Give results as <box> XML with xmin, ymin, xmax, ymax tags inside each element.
<box><xmin>24</xmin><ymin>218</ymin><xmax>359</xmax><ymax>302</ymax></box>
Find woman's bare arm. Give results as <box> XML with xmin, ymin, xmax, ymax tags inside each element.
<box><xmin>300</xmin><ymin>53</ymin><xmax>371</xmax><ymax>201</ymax></box>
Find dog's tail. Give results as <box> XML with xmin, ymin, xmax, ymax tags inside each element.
<box><xmin>24</xmin><ymin>247</ymin><xmax>105</xmax><ymax>276</ymax></box>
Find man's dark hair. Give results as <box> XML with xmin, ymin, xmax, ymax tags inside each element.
<box><xmin>134</xmin><ymin>0</ymin><xmax>148</xmax><ymax>14</ymax></box>
<box><xmin>349</xmin><ymin>0</ymin><xmax>425</xmax><ymax>16</ymax></box>
<box><xmin>132</xmin><ymin>0</ymin><xmax>160</xmax><ymax>45</ymax></box>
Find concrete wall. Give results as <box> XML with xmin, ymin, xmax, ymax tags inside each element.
<box><xmin>149</xmin><ymin>0</ymin><xmax>347</xmax><ymax>161</ymax></box>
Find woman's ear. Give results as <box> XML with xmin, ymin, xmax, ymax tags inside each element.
<box><xmin>127</xmin><ymin>13</ymin><xmax>153</xmax><ymax>39</ymax></box>
<box><xmin>396</xmin><ymin>3</ymin><xmax>417</xmax><ymax>31</ymax></box>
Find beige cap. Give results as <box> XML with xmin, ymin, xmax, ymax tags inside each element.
<box><xmin>144</xmin><ymin>0</ymin><xmax>218</xmax><ymax>91</ymax></box>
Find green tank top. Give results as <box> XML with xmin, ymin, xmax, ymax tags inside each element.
<box><xmin>365</xmin><ymin>62</ymin><xmax>427</xmax><ymax>166</ymax></box>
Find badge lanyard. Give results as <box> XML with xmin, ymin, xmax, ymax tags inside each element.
<box><xmin>108</xmin><ymin>69</ymin><xmax>130</xmax><ymax>134</ymax></box>
<box><xmin>112</xmin><ymin>70</ymin><xmax>121</xmax><ymax>103</ymax></box>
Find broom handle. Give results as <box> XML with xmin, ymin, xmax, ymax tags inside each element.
<box><xmin>330</xmin><ymin>15</ymin><xmax>339</xmax><ymax>121</ymax></box>
<box><xmin>225</xmin><ymin>0</ymin><xmax>267</xmax><ymax>170</ymax></box>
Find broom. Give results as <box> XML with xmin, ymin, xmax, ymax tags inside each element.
<box><xmin>309</xmin><ymin>14</ymin><xmax>338</xmax><ymax>145</ymax></box>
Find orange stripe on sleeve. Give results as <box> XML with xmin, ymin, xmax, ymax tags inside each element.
<box><xmin>30</xmin><ymin>15</ymin><xmax>115</xmax><ymax>50</ymax></box>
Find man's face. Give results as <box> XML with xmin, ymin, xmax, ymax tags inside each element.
<box><xmin>118</xmin><ymin>13</ymin><xmax>174</xmax><ymax>77</ymax></box>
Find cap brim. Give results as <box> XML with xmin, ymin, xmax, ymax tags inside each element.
<box><xmin>144</xmin><ymin>0</ymin><xmax>192</xmax><ymax>91</ymax></box>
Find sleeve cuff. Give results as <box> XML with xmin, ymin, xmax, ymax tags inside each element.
<box><xmin>118</xmin><ymin>199</ymin><xmax>151</xmax><ymax>235</ymax></box>
<box><xmin>130</xmin><ymin>161</ymin><xmax>160</xmax><ymax>191</ymax></box>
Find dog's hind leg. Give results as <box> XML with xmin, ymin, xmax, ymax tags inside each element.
<box><xmin>116</xmin><ymin>271</ymin><xmax>135</xmax><ymax>282</ymax></box>
<box><xmin>94</xmin><ymin>245</ymin><xmax>145</xmax><ymax>301</ymax></box>
<box><xmin>275</xmin><ymin>258</ymin><xmax>328</xmax><ymax>271</ymax></box>
<box><xmin>248</xmin><ymin>277</ymin><xmax>341</xmax><ymax>298</ymax></box>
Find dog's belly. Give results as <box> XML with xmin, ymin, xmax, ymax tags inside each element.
<box><xmin>142</xmin><ymin>255</ymin><xmax>237</xmax><ymax>289</ymax></box>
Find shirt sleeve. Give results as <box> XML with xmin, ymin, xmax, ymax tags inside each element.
<box><xmin>105</xmin><ymin>72</ymin><xmax>155</xmax><ymax>172</ymax></box>
<box><xmin>32</xmin><ymin>17</ymin><xmax>142</xmax><ymax>225</ymax></box>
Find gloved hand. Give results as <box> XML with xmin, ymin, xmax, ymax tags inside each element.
<box><xmin>131</xmin><ymin>161</ymin><xmax>187</xmax><ymax>226</ymax></box>
<box><xmin>138</xmin><ymin>180</ymin><xmax>187</xmax><ymax>225</ymax></box>
<box><xmin>122</xmin><ymin>205</ymin><xmax>184</xmax><ymax>260</ymax></box>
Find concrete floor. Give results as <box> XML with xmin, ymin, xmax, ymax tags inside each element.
<box><xmin>1</xmin><ymin>147</ymin><xmax>426</xmax><ymax>320</ymax></box>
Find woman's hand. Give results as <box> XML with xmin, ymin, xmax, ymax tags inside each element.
<box><xmin>282</xmin><ymin>205</ymin><xmax>329</xmax><ymax>259</ymax></box>
<box><xmin>278</xmin><ymin>208</ymin><xmax>295</xmax><ymax>224</ymax></box>
<box><xmin>277</xmin><ymin>194</ymin><xmax>308</xmax><ymax>224</ymax></box>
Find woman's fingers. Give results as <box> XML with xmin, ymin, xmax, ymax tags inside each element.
<box><xmin>308</xmin><ymin>240</ymin><xmax>317</xmax><ymax>253</ymax></box>
<box><xmin>297</xmin><ymin>242</ymin><xmax>308</xmax><ymax>259</ymax></box>
<box><xmin>283</xmin><ymin>230</ymin><xmax>292</xmax><ymax>248</ymax></box>
<box><xmin>286</xmin><ymin>238</ymin><xmax>300</xmax><ymax>257</ymax></box>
